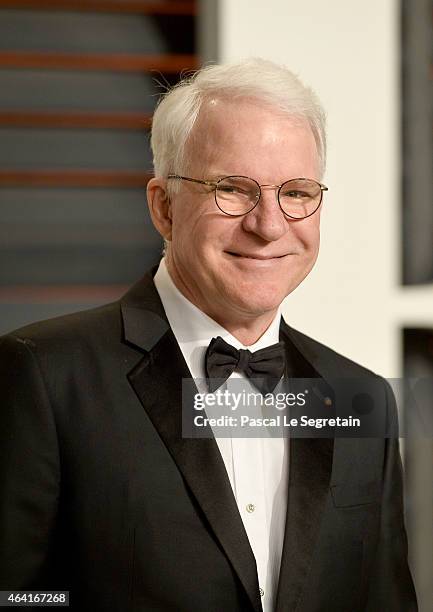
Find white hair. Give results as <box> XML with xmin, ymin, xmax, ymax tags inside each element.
<box><xmin>150</xmin><ymin>57</ymin><xmax>327</xmax><ymax>183</ymax></box>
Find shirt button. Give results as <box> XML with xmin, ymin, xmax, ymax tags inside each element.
<box><xmin>246</xmin><ymin>503</ymin><xmax>255</xmax><ymax>513</ymax></box>
<box><xmin>259</xmin><ymin>587</ymin><xmax>264</xmax><ymax>597</ymax></box>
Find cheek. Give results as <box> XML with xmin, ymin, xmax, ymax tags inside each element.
<box><xmin>194</xmin><ymin>214</ymin><xmax>238</xmax><ymax>252</ymax></box>
<box><xmin>170</xmin><ymin>214</ymin><xmax>219</xmax><ymax>273</ymax></box>
<box><xmin>294</xmin><ymin>219</ymin><xmax>321</xmax><ymax>253</ymax></box>
<box><xmin>171</xmin><ymin>203</ymin><xmax>202</xmax><ymax>248</ymax></box>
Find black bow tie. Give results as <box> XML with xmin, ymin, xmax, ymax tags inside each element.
<box><xmin>204</xmin><ymin>336</ymin><xmax>286</xmax><ymax>394</ymax></box>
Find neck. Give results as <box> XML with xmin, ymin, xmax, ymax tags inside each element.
<box><xmin>210</xmin><ymin>311</ymin><xmax>278</xmax><ymax>346</ymax></box>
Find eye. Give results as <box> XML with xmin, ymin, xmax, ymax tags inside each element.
<box><xmin>282</xmin><ymin>189</ymin><xmax>311</xmax><ymax>199</ymax></box>
<box><xmin>219</xmin><ymin>184</ymin><xmax>242</xmax><ymax>194</ymax></box>
<box><xmin>217</xmin><ymin>181</ymin><xmax>255</xmax><ymax>197</ymax></box>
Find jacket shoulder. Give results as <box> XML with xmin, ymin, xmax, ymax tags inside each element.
<box><xmin>282</xmin><ymin>321</ymin><xmax>378</xmax><ymax>378</ymax></box>
<box><xmin>1</xmin><ymin>302</ymin><xmax>122</xmax><ymax>352</ymax></box>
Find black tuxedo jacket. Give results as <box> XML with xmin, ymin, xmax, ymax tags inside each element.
<box><xmin>0</xmin><ymin>270</ymin><xmax>417</xmax><ymax>611</ymax></box>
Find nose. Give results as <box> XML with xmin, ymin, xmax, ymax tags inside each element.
<box><xmin>241</xmin><ymin>184</ymin><xmax>287</xmax><ymax>242</ymax></box>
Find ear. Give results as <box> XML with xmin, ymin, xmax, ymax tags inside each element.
<box><xmin>147</xmin><ymin>177</ymin><xmax>173</xmax><ymax>241</ymax></box>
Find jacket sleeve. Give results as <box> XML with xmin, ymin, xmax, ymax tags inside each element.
<box><xmin>0</xmin><ymin>334</ymin><xmax>60</xmax><ymax>589</ymax></box>
<box><xmin>364</xmin><ymin>380</ymin><xmax>418</xmax><ymax>611</ymax></box>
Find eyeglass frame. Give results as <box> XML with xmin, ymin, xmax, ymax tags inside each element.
<box><xmin>167</xmin><ymin>174</ymin><xmax>328</xmax><ymax>219</ymax></box>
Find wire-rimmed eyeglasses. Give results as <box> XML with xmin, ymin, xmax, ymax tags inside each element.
<box><xmin>167</xmin><ymin>174</ymin><xmax>328</xmax><ymax>219</ymax></box>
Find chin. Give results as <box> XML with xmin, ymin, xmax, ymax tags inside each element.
<box><xmin>226</xmin><ymin>288</ymin><xmax>286</xmax><ymax>317</ymax></box>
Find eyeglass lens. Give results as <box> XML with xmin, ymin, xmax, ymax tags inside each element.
<box><xmin>215</xmin><ymin>176</ymin><xmax>322</xmax><ymax>218</ymax></box>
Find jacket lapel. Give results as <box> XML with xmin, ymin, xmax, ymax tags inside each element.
<box><xmin>121</xmin><ymin>273</ymin><xmax>262</xmax><ymax>612</ymax></box>
<box><xmin>275</xmin><ymin>321</ymin><xmax>335</xmax><ymax>611</ymax></box>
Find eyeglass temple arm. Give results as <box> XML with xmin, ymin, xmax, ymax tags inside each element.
<box><xmin>167</xmin><ymin>174</ymin><xmax>217</xmax><ymax>188</ymax></box>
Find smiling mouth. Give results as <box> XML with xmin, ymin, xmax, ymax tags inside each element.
<box><xmin>226</xmin><ymin>251</ymin><xmax>289</xmax><ymax>260</ymax></box>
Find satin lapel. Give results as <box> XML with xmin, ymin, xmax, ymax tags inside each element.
<box><xmin>121</xmin><ymin>275</ymin><xmax>262</xmax><ymax>612</ymax></box>
<box><xmin>276</xmin><ymin>437</ymin><xmax>334</xmax><ymax>611</ymax></box>
<box><xmin>276</xmin><ymin>321</ymin><xmax>334</xmax><ymax>612</ymax></box>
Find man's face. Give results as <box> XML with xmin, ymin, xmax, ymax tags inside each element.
<box><xmin>163</xmin><ymin>98</ymin><xmax>322</xmax><ymax>326</ymax></box>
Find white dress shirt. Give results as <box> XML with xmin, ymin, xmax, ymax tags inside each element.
<box><xmin>154</xmin><ymin>258</ymin><xmax>289</xmax><ymax>611</ymax></box>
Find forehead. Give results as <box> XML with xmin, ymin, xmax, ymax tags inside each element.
<box><xmin>186</xmin><ymin>97</ymin><xmax>319</xmax><ymax>179</ymax></box>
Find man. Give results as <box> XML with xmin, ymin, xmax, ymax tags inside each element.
<box><xmin>0</xmin><ymin>58</ymin><xmax>417</xmax><ymax>611</ymax></box>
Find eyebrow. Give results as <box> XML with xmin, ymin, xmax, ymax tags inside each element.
<box><xmin>206</xmin><ymin>171</ymin><xmax>232</xmax><ymax>179</ymax></box>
